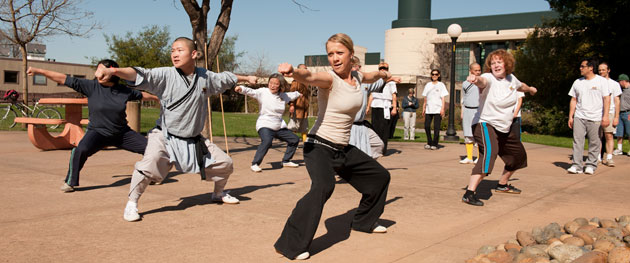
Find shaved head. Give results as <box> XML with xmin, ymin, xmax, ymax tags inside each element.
<box><xmin>173</xmin><ymin>37</ymin><xmax>197</xmax><ymax>52</ymax></box>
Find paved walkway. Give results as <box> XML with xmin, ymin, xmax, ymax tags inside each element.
<box><xmin>1</xmin><ymin>131</ymin><xmax>628</xmax><ymax>262</ymax></box>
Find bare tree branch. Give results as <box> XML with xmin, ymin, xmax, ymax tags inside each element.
<box><xmin>291</xmin><ymin>0</ymin><xmax>319</xmax><ymax>12</ymax></box>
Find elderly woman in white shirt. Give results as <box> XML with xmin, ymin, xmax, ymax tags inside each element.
<box><xmin>235</xmin><ymin>73</ymin><xmax>302</xmax><ymax>172</ymax></box>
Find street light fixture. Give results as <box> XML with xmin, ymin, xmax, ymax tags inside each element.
<box><xmin>445</xmin><ymin>23</ymin><xmax>462</xmax><ymax>141</ymax></box>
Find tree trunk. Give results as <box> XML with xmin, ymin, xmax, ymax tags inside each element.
<box><xmin>19</xmin><ymin>44</ymin><xmax>29</xmax><ymax>106</ymax></box>
<box><xmin>206</xmin><ymin>0</ymin><xmax>234</xmax><ymax>70</ymax></box>
<box><xmin>180</xmin><ymin>0</ymin><xmax>209</xmax><ymax>68</ymax></box>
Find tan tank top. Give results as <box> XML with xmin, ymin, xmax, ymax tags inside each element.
<box><xmin>309</xmin><ymin>70</ymin><xmax>363</xmax><ymax>145</ymax></box>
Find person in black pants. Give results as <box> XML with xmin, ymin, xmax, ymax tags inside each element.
<box><xmin>421</xmin><ymin>69</ymin><xmax>448</xmax><ymax>150</ymax></box>
<box><xmin>27</xmin><ymin>60</ymin><xmax>155</xmax><ymax>192</ymax></box>
<box><xmin>274</xmin><ymin>33</ymin><xmax>391</xmax><ymax>261</ymax></box>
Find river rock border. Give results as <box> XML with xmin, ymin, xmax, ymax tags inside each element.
<box><xmin>466</xmin><ymin>216</ymin><xmax>630</xmax><ymax>263</ymax></box>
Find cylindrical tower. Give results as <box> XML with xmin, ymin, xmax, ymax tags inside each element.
<box><xmin>392</xmin><ymin>0</ymin><xmax>431</xmax><ymax>28</ymax></box>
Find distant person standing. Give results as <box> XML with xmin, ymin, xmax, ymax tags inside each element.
<box><xmin>422</xmin><ymin>69</ymin><xmax>448</xmax><ymax>150</ymax></box>
<box><xmin>289</xmin><ymin>64</ymin><xmax>311</xmax><ymax>143</ymax></box>
<box><xmin>369</xmin><ymin>62</ymin><xmax>397</xmax><ymax>154</ymax></box>
<box><xmin>459</xmin><ymin>63</ymin><xmax>481</xmax><ymax>164</ymax></box>
<box><xmin>567</xmin><ymin>58</ymin><xmax>611</xmax><ymax>175</ymax></box>
<box><xmin>598</xmin><ymin>62</ymin><xmax>622</xmax><ymax>167</ymax></box>
<box><xmin>614</xmin><ymin>74</ymin><xmax>630</xmax><ymax>155</ymax></box>
<box><xmin>388</xmin><ymin>99</ymin><xmax>400</xmax><ymax>139</ymax></box>
<box><xmin>402</xmin><ymin>88</ymin><xmax>419</xmax><ymax>140</ymax></box>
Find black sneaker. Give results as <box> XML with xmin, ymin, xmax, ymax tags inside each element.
<box><xmin>494</xmin><ymin>184</ymin><xmax>522</xmax><ymax>194</ymax></box>
<box><xmin>462</xmin><ymin>194</ymin><xmax>484</xmax><ymax>206</ymax></box>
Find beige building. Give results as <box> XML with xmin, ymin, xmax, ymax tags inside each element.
<box><xmin>305</xmin><ymin>0</ymin><xmax>556</xmax><ymax>103</ymax></box>
<box><xmin>1</xmin><ymin>57</ymin><xmax>95</xmax><ymax>102</ymax></box>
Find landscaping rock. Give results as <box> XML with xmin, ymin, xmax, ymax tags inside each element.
<box><xmin>486</xmin><ymin>250</ymin><xmax>512</xmax><ymax>263</ymax></box>
<box><xmin>600</xmin><ymin>219</ymin><xmax>619</xmax><ymax>229</ymax></box>
<box><xmin>573</xmin><ymin>230</ymin><xmax>594</xmax><ymax>245</ymax></box>
<box><xmin>548</xmin><ymin>244</ymin><xmax>584</xmax><ymax>262</ymax></box>
<box><xmin>564</xmin><ymin>236</ymin><xmax>585</xmax><ymax>246</ymax></box>
<box><xmin>477</xmin><ymin>245</ymin><xmax>496</xmax><ymax>255</ymax></box>
<box><xmin>495</xmin><ymin>243</ymin><xmax>505</xmax><ymax>251</ymax></box>
<box><xmin>546</xmin><ymin>238</ymin><xmax>561</xmax><ymax>245</ymax></box>
<box><xmin>608</xmin><ymin>247</ymin><xmax>630</xmax><ymax>263</ymax></box>
<box><xmin>590</xmin><ymin>217</ymin><xmax>600</xmax><ymax>225</ymax></box>
<box><xmin>608</xmin><ymin>228</ymin><xmax>623</xmax><ymax>240</ymax></box>
<box><xmin>559</xmin><ymin>234</ymin><xmax>573</xmax><ymax>242</ymax></box>
<box><xmin>521</xmin><ymin>246</ymin><xmax>548</xmax><ymax>258</ymax></box>
<box><xmin>517</xmin><ymin>231</ymin><xmax>536</xmax><ymax>246</ymax></box>
<box><xmin>564</xmin><ymin>221</ymin><xmax>581</xmax><ymax>234</ymax></box>
<box><xmin>592</xmin><ymin>239</ymin><xmax>615</xmax><ymax>253</ymax></box>
<box><xmin>574</xmin><ymin>217</ymin><xmax>589</xmax><ymax>227</ymax></box>
<box><xmin>572</xmin><ymin>251</ymin><xmax>607</xmax><ymax>263</ymax></box>
<box><xmin>505</xmin><ymin>243</ymin><xmax>522</xmax><ymax>251</ymax></box>
<box><xmin>616</xmin><ymin>215</ymin><xmax>630</xmax><ymax>224</ymax></box>
<box><xmin>590</xmin><ymin>228</ymin><xmax>608</xmax><ymax>238</ymax></box>
<box><xmin>577</xmin><ymin>225</ymin><xmax>597</xmax><ymax>232</ymax></box>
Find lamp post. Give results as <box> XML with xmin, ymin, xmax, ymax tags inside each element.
<box><xmin>444</xmin><ymin>23</ymin><xmax>462</xmax><ymax>141</ymax></box>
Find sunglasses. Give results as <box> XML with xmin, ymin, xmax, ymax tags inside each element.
<box><xmin>431</xmin><ymin>73</ymin><xmax>439</xmax><ymax>76</ymax></box>
<box><xmin>378</xmin><ymin>67</ymin><xmax>389</xmax><ymax>70</ymax></box>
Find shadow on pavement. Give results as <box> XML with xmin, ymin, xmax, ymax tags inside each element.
<box><xmin>309</xmin><ymin>196</ymin><xmax>402</xmax><ymax>256</ymax></box>
<box><xmin>140</xmin><ymin>182</ymin><xmax>295</xmax><ymax>217</ymax></box>
<box><xmin>74</xmin><ymin>171</ymin><xmax>183</xmax><ymax>192</ymax></box>
<box><xmin>553</xmin><ymin>161</ymin><xmax>572</xmax><ymax>170</ymax></box>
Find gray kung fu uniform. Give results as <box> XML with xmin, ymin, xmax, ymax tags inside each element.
<box><xmin>127</xmin><ymin>67</ymin><xmax>238</xmax><ymax>202</ymax></box>
<box><xmin>461</xmin><ymin>80</ymin><xmax>480</xmax><ymax>139</ymax></box>
<box><xmin>349</xmin><ymin>79</ymin><xmax>385</xmax><ymax>158</ymax></box>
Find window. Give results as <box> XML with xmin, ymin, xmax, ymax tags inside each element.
<box><xmin>33</xmin><ymin>74</ymin><xmax>47</xmax><ymax>85</ymax></box>
<box><xmin>4</xmin><ymin>71</ymin><xmax>18</xmax><ymax>84</ymax></box>
<box><xmin>455</xmin><ymin>44</ymin><xmax>470</xmax><ymax>82</ymax></box>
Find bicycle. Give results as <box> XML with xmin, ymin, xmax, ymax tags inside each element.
<box><xmin>1</xmin><ymin>90</ymin><xmax>62</xmax><ymax>129</ymax></box>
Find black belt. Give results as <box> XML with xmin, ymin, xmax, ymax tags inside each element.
<box><xmin>464</xmin><ymin>106</ymin><xmax>479</xmax><ymax>109</ymax></box>
<box><xmin>621</xmin><ymin>110</ymin><xmax>630</xmax><ymax>113</ymax></box>
<box><xmin>155</xmin><ymin>126</ymin><xmax>209</xmax><ymax>180</ymax></box>
<box><xmin>352</xmin><ymin>120</ymin><xmax>375</xmax><ymax>130</ymax></box>
<box><xmin>306</xmin><ymin>135</ymin><xmax>346</xmax><ymax>151</ymax></box>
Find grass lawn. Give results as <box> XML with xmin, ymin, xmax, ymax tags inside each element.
<box><xmin>3</xmin><ymin>105</ymin><xmax>630</xmax><ymax>152</ymax></box>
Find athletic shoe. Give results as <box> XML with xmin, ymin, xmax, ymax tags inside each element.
<box><xmin>295</xmin><ymin>252</ymin><xmax>310</xmax><ymax>260</ymax></box>
<box><xmin>602</xmin><ymin>158</ymin><xmax>615</xmax><ymax>167</ymax></box>
<box><xmin>123</xmin><ymin>201</ymin><xmax>140</xmax><ymax>222</ymax></box>
<box><xmin>430</xmin><ymin>146</ymin><xmax>437</xmax><ymax>150</ymax></box>
<box><xmin>212</xmin><ymin>192</ymin><xmax>240</xmax><ymax>204</ymax></box>
<box><xmin>459</xmin><ymin>158</ymin><xmax>474</xmax><ymax>164</ymax></box>
<box><xmin>372</xmin><ymin>223</ymin><xmax>387</xmax><ymax>233</ymax></box>
<box><xmin>250</xmin><ymin>164</ymin><xmax>262</xmax><ymax>172</ymax></box>
<box><xmin>461</xmin><ymin>193</ymin><xmax>484</xmax><ymax>206</ymax></box>
<box><xmin>597</xmin><ymin>155</ymin><xmax>602</xmax><ymax>163</ymax></box>
<box><xmin>424</xmin><ymin>144</ymin><xmax>431</xmax><ymax>149</ymax></box>
<box><xmin>473</xmin><ymin>158</ymin><xmax>478</xmax><ymax>164</ymax></box>
<box><xmin>282</xmin><ymin>161</ymin><xmax>299</xmax><ymax>168</ymax></box>
<box><xmin>613</xmin><ymin>149</ymin><xmax>623</xmax><ymax>155</ymax></box>
<box><xmin>60</xmin><ymin>182</ymin><xmax>74</xmax><ymax>193</ymax></box>
<box><xmin>584</xmin><ymin>166</ymin><xmax>595</xmax><ymax>175</ymax></box>
<box><xmin>567</xmin><ymin>166</ymin><xmax>583</xmax><ymax>174</ymax></box>
<box><xmin>495</xmin><ymin>184</ymin><xmax>522</xmax><ymax>194</ymax></box>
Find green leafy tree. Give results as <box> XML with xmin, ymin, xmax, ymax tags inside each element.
<box><xmin>102</xmin><ymin>25</ymin><xmax>171</xmax><ymax>68</ymax></box>
<box><xmin>211</xmin><ymin>34</ymin><xmax>244</xmax><ymax>72</ymax></box>
<box><xmin>514</xmin><ymin>0</ymin><xmax>630</xmax><ymax>135</ymax></box>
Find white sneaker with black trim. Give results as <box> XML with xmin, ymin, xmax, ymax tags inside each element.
<box><xmin>567</xmin><ymin>166</ymin><xmax>583</xmax><ymax>174</ymax></box>
<box><xmin>282</xmin><ymin>161</ymin><xmax>299</xmax><ymax>168</ymax></box>
<box><xmin>459</xmin><ymin>158</ymin><xmax>474</xmax><ymax>164</ymax></box>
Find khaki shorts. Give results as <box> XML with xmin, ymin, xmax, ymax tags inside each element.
<box><xmin>602</xmin><ymin>119</ymin><xmax>615</xmax><ymax>133</ymax></box>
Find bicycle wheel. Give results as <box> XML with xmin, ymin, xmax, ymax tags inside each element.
<box><xmin>36</xmin><ymin>107</ymin><xmax>63</xmax><ymax>129</ymax></box>
<box><xmin>0</xmin><ymin>105</ymin><xmax>18</xmax><ymax>129</ymax></box>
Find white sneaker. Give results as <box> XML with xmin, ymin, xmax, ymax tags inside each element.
<box><xmin>473</xmin><ymin>158</ymin><xmax>478</xmax><ymax>164</ymax></box>
<box><xmin>295</xmin><ymin>252</ymin><xmax>310</xmax><ymax>260</ymax></box>
<box><xmin>372</xmin><ymin>223</ymin><xmax>387</xmax><ymax>233</ymax></box>
<box><xmin>250</xmin><ymin>164</ymin><xmax>262</xmax><ymax>172</ymax></box>
<box><xmin>459</xmin><ymin>158</ymin><xmax>474</xmax><ymax>164</ymax></box>
<box><xmin>60</xmin><ymin>182</ymin><xmax>74</xmax><ymax>193</ymax></box>
<box><xmin>123</xmin><ymin>201</ymin><xmax>140</xmax><ymax>222</ymax></box>
<box><xmin>282</xmin><ymin>161</ymin><xmax>299</xmax><ymax>168</ymax></box>
<box><xmin>212</xmin><ymin>192</ymin><xmax>240</xmax><ymax>204</ymax></box>
<box><xmin>584</xmin><ymin>166</ymin><xmax>594</xmax><ymax>175</ymax></box>
<box><xmin>424</xmin><ymin>144</ymin><xmax>431</xmax><ymax>149</ymax></box>
<box><xmin>597</xmin><ymin>156</ymin><xmax>602</xmax><ymax>163</ymax></box>
<box><xmin>567</xmin><ymin>166</ymin><xmax>583</xmax><ymax>174</ymax></box>
<box><xmin>602</xmin><ymin>158</ymin><xmax>615</xmax><ymax>167</ymax></box>
<box><xmin>613</xmin><ymin>149</ymin><xmax>623</xmax><ymax>155</ymax></box>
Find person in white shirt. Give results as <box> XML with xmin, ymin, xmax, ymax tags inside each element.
<box><xmin>597</xmin><ymin>62</ymin><xmax>621</xmax><ymax>167</ymax></box>
<box><xmin>461</xmin><ymin>49</ymin><xmax>537</xmax><ymax>206</ymax></box>
<box><xmin>235</xmin><ymin>73</ymin><xmax>302</xmax><ymax>172</ymax></box>
<box><xmin>369</xmin><ymin>62</ymin><xmax>397</xmax><ymax>154</ymax></box>
<box><xmin>567</xmin><ymin>58</ymin><xmax>611</xmax><ymax>175</ymax></box>
<box><xmin>422</xmin><ymin>69</ymin><xmax>448</xmax><ymax>150</ymax></box>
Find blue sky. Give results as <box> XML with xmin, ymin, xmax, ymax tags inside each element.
<box><xmin>44</xmin><ymin>0</ymin><xmax>551</xmax><ymax>71</ymax></box>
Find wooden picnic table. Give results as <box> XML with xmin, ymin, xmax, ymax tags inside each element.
<box><xmin>15</xmin><ymin>98</ymin><xmax>88</xmax><ymax>150</ymax></box>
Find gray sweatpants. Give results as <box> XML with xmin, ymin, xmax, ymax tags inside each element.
<box><xmin>572</xmin><ymin>117</ymin><xmax>601</xmax><ymax>170</ymax></box>
<box><xmin>128</xmin><ymin>129</ymin><xmax>233</xmax><ymax>203</ymax></box>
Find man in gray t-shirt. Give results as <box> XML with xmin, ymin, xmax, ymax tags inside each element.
<box><xmin>459</xmin><ymin>63</ymin><xmax>481</xmax><ymax>164</ymax></box>
<box><xmin>96</xmin><ymin>37</ymin><xmax>256</xmax><ymax>222</ymax></box>
<box><xmin>615</xmin><ymin>74</ymin><xmax>630</xmax><ymax>155</ymax></box>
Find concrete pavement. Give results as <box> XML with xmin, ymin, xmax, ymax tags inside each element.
<box><xmin>0</xmin><ymin>131</ymin><xmax>628</xmax><ymax>262</ymax></box>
